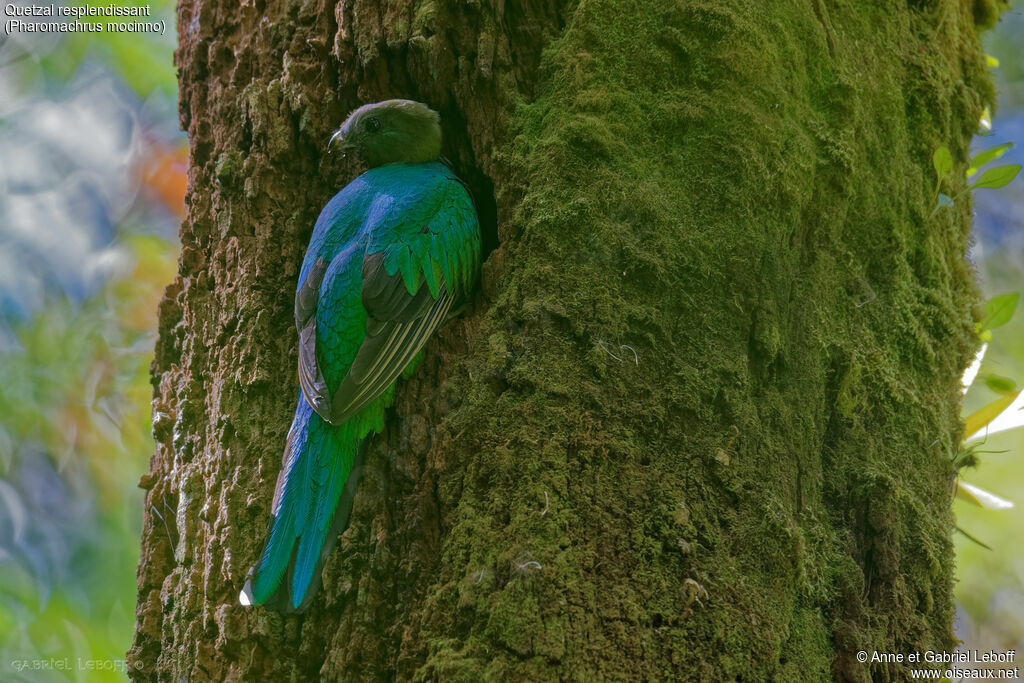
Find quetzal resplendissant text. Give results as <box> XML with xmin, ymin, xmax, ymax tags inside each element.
<box><xmin>239</xmin><ymin>99</ymin><xmax>481</xmax><ymax>612</ymax></box>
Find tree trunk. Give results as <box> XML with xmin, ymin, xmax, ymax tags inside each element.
<box><xmin>128</xmin><ymin>0</ymin><xmax>998</xmax><ymax>679</ymax></box>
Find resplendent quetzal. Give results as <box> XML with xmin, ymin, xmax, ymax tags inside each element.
<box><xmin>239</xmin><ymin>99</ymin><xmax>480</xmax><ymax>612</ymax></box>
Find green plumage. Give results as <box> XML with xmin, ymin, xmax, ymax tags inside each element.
<box><xmin>241</xmin><ymin>101</ymin><xmax>480</xmax><ymax>612</ymax></box>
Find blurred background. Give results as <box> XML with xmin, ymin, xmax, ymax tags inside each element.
<box><xmin>956</xmin><ymin>5</ymin><xmax>1024</xmax><ymax>673</ymax></box>
<box><xmin>0</xmin><ymin>1</ymin><xmax>181</xmax><ymax>680</ymax></box>
<box><xmin>0</xmin><ymin>2</ymin><xmax>1019</xmax><ymax>681</ymax></box>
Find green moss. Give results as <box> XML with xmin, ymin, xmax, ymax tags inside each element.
<box><xmin>243</xmin><ymin>79</ymin><xmax>296</xmax><ymax>158</ymax></box>
<box><xmin>412</xmin><ymin>1</ymin><xmax>438</xmax><ymax>36</ymax></box>
<box><xmin>214</xmin><ymin>150</ymin><xmax>243</xmax><ymax>187</ymax></box>
<box><xmin>403</xmin><ymin>0</ymin><xmax>990</xmax><ymax>678</ymax></box>
<box><xmin>836</xmin><ymin>361</ymin><xmax>863</xmax><ymax>419</ymax></box>
<box><xmin>972</xmin><ymin>0</ymin><xmax>1009</xmax><ymax>30</ymax></box>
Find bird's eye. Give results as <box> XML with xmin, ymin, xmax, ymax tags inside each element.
<box><xmin>364</xmin><ymin>117</ymin><xmax>381</xmax><ymax>133</ymax></box>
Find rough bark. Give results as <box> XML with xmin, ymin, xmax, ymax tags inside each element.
<box><xmin>129</xmin><ymin>0</ymin><xmax>999</xmax><ymax>679</ymax></box>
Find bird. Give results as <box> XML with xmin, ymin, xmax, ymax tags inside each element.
<box><xmin>239</xmin><ymin>99</ymin><xmax>481</xmax><ymax>612</ymax></box>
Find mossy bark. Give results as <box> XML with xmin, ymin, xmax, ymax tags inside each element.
<box><xmin>129</xmin><ymin>0</ymin><xmax>998</xmax><ymax>679</ymax></box>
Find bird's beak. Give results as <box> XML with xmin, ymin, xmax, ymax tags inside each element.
<box><xmin>329</xmin><ymin>128</ymin><xmax>353</xmax><ymax>154</ymax></box>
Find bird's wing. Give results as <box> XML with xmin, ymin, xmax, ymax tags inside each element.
<box><xmin>327</xmin><ymin>175</ymin><xmax>480</xmax><ymax>422</ymax></box>
<box><xmin>295</xmin><ymin>257</ymin><xmax>332</xmax><ymax>419</ymax></box>
<box><xmin>326</xmin><ymin>254</ymin><xmax>455</xmax><ymax>422</ymax></box>
<box><xmin>298</xmin><ymin>175</ymin><xmax>480</xmax><ymax>425</ymax></box>
<box><xmin>366</xmin><ymin>174</ymin><xmax>481</xmax><ymax>302</ymax></box>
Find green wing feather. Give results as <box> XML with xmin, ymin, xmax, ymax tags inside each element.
<box><xmin>302</xmin><ymin>175</ymin><xmax>480</xmax><ymax>426</ymax></box>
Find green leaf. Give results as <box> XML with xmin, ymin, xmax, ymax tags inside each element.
<box><xmin>980</xmin><ymin>292</ymin><xmax>1019</xmax><ymax>331</ymax></box>
<box><xmin>936</xmin><ymin>193</ymin><xmax>954</xmax><ymax>208</ymax></box>
<box><xmin>970</xmin><ymin>164</ymin><xmax>1021</xmax><ymax>190</ymax></box>
<box><xmin>967</xmin><ymin>142</ymin><xmax>1014</xmax><ymax>177</ymax></box>
<box><xmin>955</xmin><ymin>525</ymin><xmax>993</xmax><ymax>550</ymax></box>
<box><xmin>983</xmin><ymin>374</ymin><xmax>1017</xmax><ymax>395</ymax></box>
<box><xmin>986</xmin><ymin>55</ymin><xmax>1000</xmax><ymax>68</ymax></box>
<box><xmin>964</xmin><ymin>389</ymin><xmax>1020</xmax><ymax>438</ymax></box>
<box><xmin>932</xmin><ymin>146</ymin><xmax>953</xmax><ymax>178</ymax></box>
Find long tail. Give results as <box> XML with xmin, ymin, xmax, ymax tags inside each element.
<box><xmin>240</xmin><ymin>395</ymin><xmax>368</xmax><ymax>612</ymax></box>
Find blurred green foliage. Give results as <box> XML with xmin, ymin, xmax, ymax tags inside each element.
<box><xmin>957</xmin><ymin>267</ymin><xmax>1024</xmax><ymax>651</ymax></box>
<box><xmin>0</xmin><ymin>1</ymin><xmax>179</xmax><ymax>680</ymax></box>
<box><xmin>0</xmin><ymin>236</ymin><xmax>176</xmax><ymax>681</ymax></box>
<box><xmin>18</xmin><ymin>1</ymin><xmax>177</xmax><ymax>97</ymax></box>
<box><xmin>953</xmin><ymin>8</ymin><xmax>1024</xmax><ymax>659</ymax></box>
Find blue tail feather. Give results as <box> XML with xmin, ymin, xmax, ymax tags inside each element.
<box><xmin>290</xmin><ymin>424</ymin><xmax>355</xmax><ymax>606</ymax></box>
<box><xmin>241</xmin><ymin>395</ymin><xmax>366</xmax><ymax>612</ymax></box>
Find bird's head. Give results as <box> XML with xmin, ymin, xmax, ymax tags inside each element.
<box><xmin>329</xmin><ymin>99</ymin><xmax>442</xmax><ymax>167</ymax></box>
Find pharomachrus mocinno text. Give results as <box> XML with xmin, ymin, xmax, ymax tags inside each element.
<box><xmin>239</xmin><ymin>99</ymin><xmax>481</xmax><ymax>612</ymax></box>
